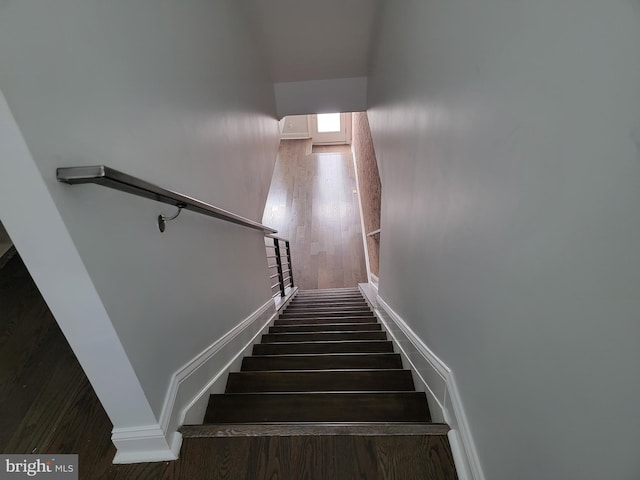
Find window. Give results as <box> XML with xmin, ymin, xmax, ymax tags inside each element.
<box><xmin>316</xmin><ymin>113</ymin><xmax>341</xmax><ymax>133</ymax></box>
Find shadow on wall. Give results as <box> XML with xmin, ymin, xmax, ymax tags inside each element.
<box><xmin>0</xmin><ymin>221</ymin><xmax>13</xmax><ymax>261</ymax></box>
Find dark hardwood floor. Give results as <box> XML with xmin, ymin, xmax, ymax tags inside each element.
<box><xmin>175</xmin><ymin>436</ymin><xmax>457</xmax><ymax>480</ymax></box>
<box><xmin>1</xmin><ymin>253</ymin><xmax>456</xmax><ymax>479</ymax></box>
<box><xmin>262</xmin><ymin>140</ymin><xmax>367</xmax><ymax>289</ymax></box>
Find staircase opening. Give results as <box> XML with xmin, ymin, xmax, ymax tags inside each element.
<box><xmin>264</xmin><ymin>111</ymin><xmax>382</xmax><ymax>289</ymax></box>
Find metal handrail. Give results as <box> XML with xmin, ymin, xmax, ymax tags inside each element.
<box><xmin>265</xmin><ymin>234</ymin><xmax>290</xmax><ymax>242</ymax></box>
<box><xmin>56</xmin><ymin>165</ymin><xmax>277</xmax><ymax>234</ymax></box>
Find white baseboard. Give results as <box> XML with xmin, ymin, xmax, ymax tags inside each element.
<box><xmin>376</xmin><ymin>302</ymin><xmax>448</xmax><ymax>424</ymax></box>
<box><xmin>358</xmin><ymin>283</ymin><xmax>485</xmax><ymax>480</ymax></box>
<box><xmin>112</xmin><ymin>425</ymin><xmax>181</xmax><ymax>464</ymax></box>
<box><xmin>111</xmin><ymin>290</ymin><xmax>299</xmax><ymax>464</ymax></box>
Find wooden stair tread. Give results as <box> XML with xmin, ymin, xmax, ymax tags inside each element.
<box><xmin>298</xmin><ymin>287</ymin><xmax>362</xmax><ymax>295</ymax></box>
<box><xmin>296</xmin><ymin>291</ymin><xmax>361</xmax><ymax>296</ymax></box>
<box><xmin>226</xmin><ymin>369</ymin><xmax>415</xmax><ymax>392</ymax></box>
<box><xmin>288</xmin><ymin>299</ymin><xmax>369</xmax><ymax>305</ymax></box>
<box><xmin>279</xmin><ymin>311</ymin><xmax>373</xmax><ymax>319</ymax></box>
<box><xmin>262</xmin><ymin>331</ymin><xmax>386</xmax><ymax>343</ymax></box>
<box><xmin>275</xmin><ymin>316</ymin><xmax>376</xmax><ymax>325</ymax></box>
<box><xmin>288</xmin><ymin>301</ymin><xmax>369</xmax><ymax>307</ymax></box>
<box><xmin>269</xmin><ymin>323</ymin><xmax>382</xmax><ymax>333</ymax></box>
<box><xmin>205</xmin><ymin>392</ymin><xmax>431</xmax><ymax>423</ymax></box>
<box><xmin>241</xmin><ymin>353</ymin><xmax>403</xmax><ymax>371</ymax></box>
<box><xmin>298</xmin><ymin>287</ymin><xmax>360</xmax><ymax>291</ymax></box>
<box><xmin>282</xmin><ymin>310</ymin><xmax>373</xmax><ymax>317</ymax></box>
<box><xmin>284</xmin><ymin>304</ymin><xmax>371</xmax><ymax>310</ymax></box>
<box><xmin>293</xmin><ymin>295</ymin><xmax>365</xmax><ymax>301</ymax></box>
<box><xmin>180</xmin><ymin>422</ymin><xmax>449</xmax><ymax>437</ymax></box>
<box><xmin>253</xmin><ymin>340</ymin><xmax>394</xmax><ymax>355</ymax></box>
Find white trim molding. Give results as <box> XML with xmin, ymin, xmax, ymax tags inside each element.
<box><xmin>112</xmin><ymin>290</ymin><xmax>299</xmax><ymax>463</ymax></box>
<box><xmin>112</xmin><ymin>425</ymin><xmax>181</xmax><ymax>464</ymax></box>
<box><xmin>358</xmin><ymin>283</ymin><xmax>485</xmax><ymax>480</ymax></box>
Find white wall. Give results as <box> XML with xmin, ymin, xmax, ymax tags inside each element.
<box><xmin>0</xmin><ymin>0</ymin><xmax>280</xmax><ymax>458</ymax></box>
<box><xmin>368</xmin><ymin>1</ymin><xmax>640</xmax><ymax>479</ymax></box>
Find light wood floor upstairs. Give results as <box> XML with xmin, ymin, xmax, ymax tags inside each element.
<box><xmin>262</xmin><ymin>140</ymin><xmax>367</xmax><ymax>289</ymax></box>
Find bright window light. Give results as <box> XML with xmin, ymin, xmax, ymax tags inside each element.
<box><xmin>317</xmin><ymin>113</ymin><xmax>341</xmax><ymax>133</ymax></box>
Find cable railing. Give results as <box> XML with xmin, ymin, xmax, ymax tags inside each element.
<box><xmin>265</xmin><ymin>235</ymin><xmax>294</xmax><ymax>298</ymax></box>
<box><xmin>57</xmin><ymin>165</ymin><xmax>294</xmax><ymax>297</ymax></box>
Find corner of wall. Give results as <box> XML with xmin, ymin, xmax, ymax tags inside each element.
<box><xmin>111</xmin><ymin>426</ymin><xmax>181</xmax><ymax>464</ymax></box>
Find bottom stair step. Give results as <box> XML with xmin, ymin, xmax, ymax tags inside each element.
<box><xmin>204</xmin><ymin>392</ymin><xmax>431</xmax><ymax>423</ymax></box>
<box><xmin>180</xmin><ymin>422</ymin><xmax>450</xmax><ymax>438</ymax></box>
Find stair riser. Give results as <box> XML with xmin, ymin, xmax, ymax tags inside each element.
<box><xmin>253</xmin><ymin>341</ymin><xmax>394</xmax><ymax>355</ymax></box>
<box><xmin>241</xmin><ymin>354</ymin><xmax>404</xmax><ymax>371</ymax></box>
<box><xmin>295</xmin><ymin>292</ymin><xmax>363</xmax><ymax>298</ymax></box>
<box><xmin>301</xmin><ymin>287</ymin><xmax>359</xmax><ymax>290</ymax></box>
<box><xmin>287</xmin><ymin>304</ymin><xmax>369</xmax><ymax>310</ymax></box>
<box><xmin>284</xmin><ymin>306</ymin><xmax>371</xmax><ymax>312</ymax></box>
<box><xmin>289</xmin><ymin>297</ymin><xmax>366</xmax><ymax>303</ymax></box>
<box><xmin>262</xmin><ymin>332</ymin><xmax>386</xmax><ymax>343</ymax></box>
<box><xmin>226</xmin><ymin>370</ymin><xmax>415</xmax><ymax>393</ymax></box>
<box><xmin>283</xmin><ymin>311</ymin><xmax>372</xmax><ymax>317</ymax></box>
<box><xmin>294</xmin><ymin>296</ymin><xmax>364</xmax><ymax>302</ymax></box>
<box><xmin>279</xmin><ymin>312</ymin><xmax>374</xmax><ymax>319</ymax></box>
<box><xmin>269</xmin><ymin>323</ymin><xmax>381</xmax><ymax>333</ymax></box>
<box><xmin>289</xmin><ymin>299</ymin><xmax>368</xmax><ymax>305</ymax></box>
<box><xmin>298</xmin><ymin>287</ymin><xmax>362</xmax><ymax>295</ymax></box>
<box><xmin>205</xmin><ymin>392</ymin><xmax>431</xmax><ymax>423</ymax></box>
<box><xmin>275</xmin><ymin>316</ymin><xmax>376</xmax><ymax>325</ymax></box>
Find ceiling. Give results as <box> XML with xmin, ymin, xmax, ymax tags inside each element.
<box><xmin>243</xmin><ymin>0</ymin><xmax>383</xmax><ymax>83</ymax></box>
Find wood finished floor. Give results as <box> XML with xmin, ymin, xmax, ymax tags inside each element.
<box><xmin>262</xmin><ymin>140</ymin><xmax>367</xmax><ymax>289</ymax></box>
<box><xmin>1</xmin><ymin>254</ymin><xmax>457</xmax><ymax>479</ymax></box>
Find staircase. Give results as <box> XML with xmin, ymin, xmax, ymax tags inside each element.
<box><xmin>182</xmin><ymin>287</ymin><xmax>448</xmax><ymax>435</ymax></box>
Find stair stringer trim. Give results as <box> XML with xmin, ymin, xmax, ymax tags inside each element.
<box><xmin>172</xmin><ymin>288</ymin><xmax>299</xmax><ymax>428</ymax></box>
<box><xmin>124</xmin><ymin>288</ymin><xmax>298</xmax><ymax>463</ymax></box>
<box><xmin>112</xmin><ymin>296</ymin><xmax>280</xmax><ymax>463</ymax></box>
<box><xmin>359</xmin><ymin>283</ymin><xmax>485</xmax><ymax>480</ymax></box>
